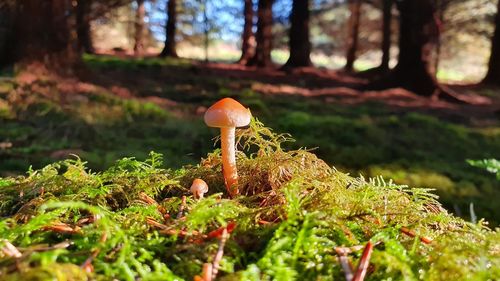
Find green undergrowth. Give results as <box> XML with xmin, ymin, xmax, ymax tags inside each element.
<box><xmin>0</xmin><ymin>76</ymin><xmax>212</xmax><ymax>172</ymax></box>
<box><xmin>83</xmin><ymin>54</ymin><xmax>193</xmax><ymax>70</ymax></box>
<box><xmin>0</xmin><ymin>120</ymin><xmax>499</xmax><ymax>280</ymax></box>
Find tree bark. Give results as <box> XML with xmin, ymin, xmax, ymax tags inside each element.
<box><xmin>238</xmin><ymin>0</ymin><xmax>255</xmax><ymax>64</ymax></box>
<box><xmin>345</xmin><ymin>0</ymin><xmax>362</xmax><ymax>71</ymax></box>
<box><xmin>483</xmin><ymin>0</ymin><xmax>500</xmax><ymax>85</ymax></box>
<box><xmin>1</xmin><ymin>0</ymin><xmax>79</xmax><ymax>71</ymax></box>
<box><xmin>247</xmin><ymin>0</ymin><xmax>273</xmax><ymax>67</ymax></box>
<box><xmin>160</xmin><ymin>0</ymin><xmax>178</xmax><ymax>57</ymax></box>
<box><xmin>380</xmin><ymin>0</ymin><xmax>392</xmax><ymax>70</ymax></box>
<box><xmin>368</xmin><ymin>0</ymin><xmax>441</xmax><ymax>97</ymax></box>
<box><xmin>282</xmin><ymin>0</ymin><xmax>312</xmax><ymax>69</ymax></box>
<box><xmin>134</xmin><ymin>0</ymin><xmax>146</xmax><ymax>56</ymax></box>
<box><xmin>76</xmin><ymin>0</ymin><xmax>95</xmax><ymax>54</ymax></box>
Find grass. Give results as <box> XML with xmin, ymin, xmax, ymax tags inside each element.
<box><xmin>0</xmin><ymin>55</ymin><xmax>499</xmax><ymax>228</ymax></box>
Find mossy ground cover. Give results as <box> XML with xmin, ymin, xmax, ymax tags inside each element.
<box><xmin>0</xmin><ymin>55</ymin><xmax>499</xmax><ymax>228</ymax></box>
<box><xmin>0</xmin><ymin>121</ymin><xmax>499</xmax><ymax>280</ymax></box>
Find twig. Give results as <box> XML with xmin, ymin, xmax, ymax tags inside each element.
<box><xmin>211</xmin><ymin>228</ymin><xmax>229</xmax><ymax>280</ymax></box>
<box><xmin>352</xmin><ymin>241</ymin><xmax>373</xmax><ymax>281</ymax></box>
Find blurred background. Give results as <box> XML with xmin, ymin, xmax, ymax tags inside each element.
<box><xmin>0</xmin><ymin>0</ymin><xmax>499</xmax><ymax>224</ymax></box>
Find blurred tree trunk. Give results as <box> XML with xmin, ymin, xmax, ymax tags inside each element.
<box><xmin>0</xmin><ymin>4</ymin><xmax>15</xmax><ymax>67</ymax></box>
<box><xmin>160</xmin><ymin>0</ymin><xmax>178</xmax><ymax>57</ymax></box>
<box><xmin>483</xmin><ymin>0</ymin><xmax>500</xmax><ymax>85</ymax></box>
<box><xmin>247</xmin><ymin>0</ymin><xmax>273</xmax><ymax>67</ymax></box>
<box><xmin>1</xmin><ymin>0</ymin><xmax>79</xmax><ymax>71</ymax></box>
<box><xmin>134</xmin><ymin>0</ymin><xmax>145</xmax><ymax>56</ymax></box>
<box><xmin>203</xmin><ymin>0</ymin><xmax>209</xmax><ymax>62</ymax></box>
<box><xmin>345</xmin><ymin>0</ymin><xmax>362</xmax><ymax>71</ymax></box>
<box><xmin>282</xmin><ymin>0</ymin><xmax>312</xmax><ymax>69</ymax></box>
<box><xmin>432</xmin><ymin>0</ymin><xmax>447</xmax><ymax>78</ymax></box>
<box><xmin>369</xmin><ymin>0</ymin><xmax>442</xmax><ymax>97</ymax></box>
<box><xmin>238</xmin><ymin>0</ymin><xmax>255</xmax><ymax>64</ymax></box>
<box><xmin>394</xmin><ymin>0</ymin><xmax>439</xmax><ymax>96</ymax></box>
<box><xmin>76</xmin><ymin>0</ymin><xmax>95</xmax><ymax>54</ymax></box>
<box><xmin>380</xmin><ymin>0</ymin><xmax>392</xmax><ymax>70</ymax></box>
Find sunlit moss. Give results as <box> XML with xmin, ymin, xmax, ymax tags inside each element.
<box><xmin>0</xmin><ymin>121</ymin><xmax>498</xmax><ymax>280</ymax></box>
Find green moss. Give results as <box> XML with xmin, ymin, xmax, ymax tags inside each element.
<box><xmin>0</xmin><ymin>122</ymin><xmax>498</xmax><ymax>280</ymax></box>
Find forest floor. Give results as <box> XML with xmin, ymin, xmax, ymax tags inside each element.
<box><xmin>1</xmin><ymin>54</ymin><xmax>499</xmax><ymax>225</ymax></box>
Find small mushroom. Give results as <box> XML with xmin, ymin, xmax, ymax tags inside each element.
<box><xmin>204</xmin><ymin>98</ymin><xmax>251</xmax><ymax>197</ymax></box>
<box><xmin>190</xmin><ymin>178</ymin><xmax>209</xmax><ymax>199</ymax></box>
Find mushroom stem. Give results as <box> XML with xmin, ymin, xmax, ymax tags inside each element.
<box><xmin>220</xmin><ymin>127</ymin><xmax>239</xmax><ymax>196</ymax></box>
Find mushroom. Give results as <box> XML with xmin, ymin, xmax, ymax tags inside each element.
<box><xmin>204</xmin><ymin>98</ymin><xmax>251</xmax><ymax>197</ymax></box>
<box><xmin>190</xmin><ymin>178</ymin><xmax>209</xmax><ymax>199</ymax></box>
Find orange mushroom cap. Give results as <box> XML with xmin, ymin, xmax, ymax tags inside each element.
<box><xmin>190</xmin><ymin>178</ymin><xmax>209</xmax><ymax>198</ymax></box>
<box><xmin>204</xmin><ymin>98</ymin><xmax>251</xmax><ymax>128</ymax></box>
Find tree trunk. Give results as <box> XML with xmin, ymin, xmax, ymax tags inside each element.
<box><xmin>76</xmin><ymin>0</ymin><xmax>95</xmax><ymax>54</ymax></box>
<box><xmin>380</xmin><ymin>0</ymin><xmax>392</xmax><ymax>70</ymax></box>
<box><xmin>1</xmin><ymin>0</ymin><xmax>79</xmax><ymax>71</ymax></box>
<box><xmin>160</xmin><ymin>0</ymin><xmax>178</xmax><ymax>57</ymax></box>
<box><xmin>369</xmin><ymin>0</ymin><xmax>440</xmax><ymax>97</ymax></box>
<box><xmin>247</xmin><ymin>0</ymin><xmax>273</xmax><ymax>67</ymax></box>
<box><xmin>483</xmin><ymin>0</ymin><xmax>500</xmax><ymax>85</ymax></box>
<box><xmin>433</xmin><ymin>0</ymin><xmax>444</xmax><ymax>78</ymax></box>
<box><xmin>238</xmin><ymin>0</ymin><xmax>255</xmax><ymax>64</ymax></box>
<box><xmin>282</xmin><ymin>0</ymin><xmax>312</xmax><ymax>69</ymax></box>
<box><xmin>0</xmin><ymin>4</ymin><xmax>15</xmax><ymax>67</ymax></box>
<box><xmin>203</xmin><ymin>0</ymin><xmax>209</xmax><ymax>62</ymax></box>
<box><xmin>134</xmin><ymin>0</ymin><xmax>146</xmax><ymax>56</ymax></box>
<box><xmin>345</xmin><ymin>0</ymin><xmax>362</xmax><ymax>71</ymax></box>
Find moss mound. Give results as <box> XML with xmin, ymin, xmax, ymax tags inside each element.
<box><xmin>0</xmin><ymin>121</ymin><xmax>498</xmax><ymax>280</ymax></box>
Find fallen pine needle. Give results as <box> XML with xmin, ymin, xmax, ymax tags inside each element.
<box><xmin>207</xmin><ymin>222</ymin><xmax>237</xmax><ymax>239</ymax></box>
<box><xmin>400</xmin><ymin>227</ymin><xmax>433</xmax><ymax>244</ymax></box>
<box><xmin>212</xmin><ymin>228</ymin><xmax>229</xmax><ymax>280</ymax></box>
<box><xmin>202</xmin><ymin>263</ymin><xmax>213</xmax><ymax>281</ymax></box>
<box><xmin>1</xmin><ymin>240</ymin><xmax>22</xmax><ymax>258</ymax></box>
<box><xmin>335</xmin><ymin>245</ymin><xmax>365</xmax><ymax>255</ymax></box>
<box><xmin>335</xmin><ymin>247</ymin><xmax>353</xmax><ymax>281</ymax></box>
<box><xmin>81</xmin><ymin>232</ymin><xmax>108</xmax><ymax>273</ymax></box>
<box><xmin>352</xmin><ymin>241</ymin><xmax>374</xmax><ymax>281</ymax></box>
<box><xmin>146</xmin><ymin>217</ymin><xmax>168</xmax><ymax>230</ymax></box>
<box><xmin>41</xmin><ymin>222</ymin><xmax>80</xmax><ymax>234</ymax></box>
<box><xmin>177</xmin><ymin>196</ymin><xmax>187</xmax><ymax>219</ymax></box>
